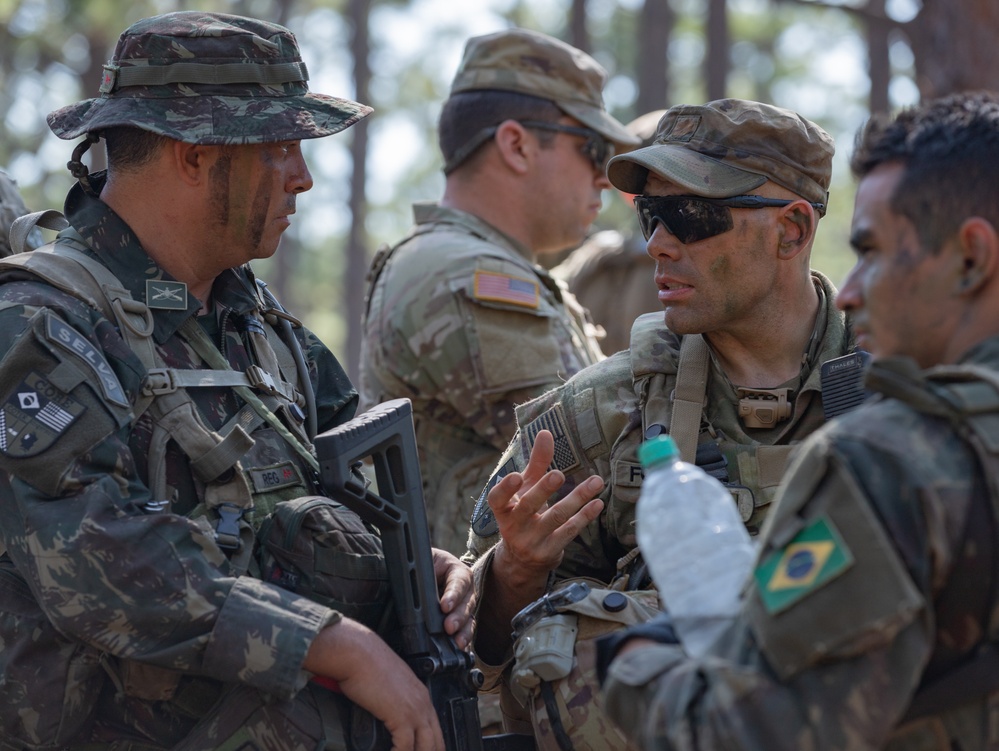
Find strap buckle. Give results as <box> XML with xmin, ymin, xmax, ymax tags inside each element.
<box><xmin>246</xmin><ymin>365</ymin><xmax>279</xmax><ymax>396</ymax></box>
<box><xmin>214</xmin><ymin>503</ymin><xmax>245</xmax><ymax>551</ymax></box>
<box><xmin>143</xmin><ymin>368</ymin><xmax>178</xmax><ymax>396</ymax></box>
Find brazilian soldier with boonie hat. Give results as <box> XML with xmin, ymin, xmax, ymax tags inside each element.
<box><xmin>464</xmin><ymin>98</ymin><xmax>857</xmax><ymax>751</ymax></box>
<box><xmin>360</xmin><ymin>27</ymin><xmax>636</xmax><ymax>563</ymax></box>
<box><xmin>0</xmin><ymin>11</ymin><xmax>472</xmax><ymax>750</ymax></box>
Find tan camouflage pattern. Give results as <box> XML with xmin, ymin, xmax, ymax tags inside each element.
<box><xmin>0</xmin><ymin>175</ymin><xmax>360</xmax><ymax>748</ymax></box>
<box><xmin>0</xmin><ymin>170</ymin><xmax>40</xmax><ymax>257</ymax></box>
<box><xmin>463</xmin><ymin>272</ymin><xmax>851</xmax><ymax>747</ymax></box>
<box><xmin>551</xmin><ymin>229</ymin><xmax>659</xmax><ymax>355</ymax></box>
<box><xmin>467</xmin><ymin>271</ymin><xmax>849</xmax><ymax>574</ymax></box>
<box><xmin>48</xmin><ymin>12</ymin><xmax>372</xmax><ymax>145</ymax></box>
<box><xmin>450</xmin><ymin>28</ymin><xmax>637</xmax><ymax>148</ymax></box>
<box><xmin>603</xmin><ymin>338</ymin><xmax>999</xmax><ymax>751</ymax></box>
<box><xmin>607</xmin><ymin>98</ymin><xmax>834</xmax><ymax>209</ymax></box>
<box><xmin>359</xmin><ymin>202</ymin><xmax>604</xmax><ymax>556</ymax></box>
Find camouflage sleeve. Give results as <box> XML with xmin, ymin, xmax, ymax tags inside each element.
<box><xmin>295</xmin><ymin>323</ymin><xmax>358</xmax><ymax>432</ymax></box>
<box><xmin>380</xmin><ymin>252</ymin><xmax>595</xmax><ymax>453</ymax></box>
<box><xmin>602</xmin><ymin>411</ymin><xmax>973</xmax><ymax>751</ymax></box>
<box><xmin>464</xmin><ymin>351</ymin><xmax>637</xmax><ymax>581</ymax></box>
<box><xmin>0</xmin><ymin>297</ymin><xmax>339</xmax><ymax>702</ymax></box>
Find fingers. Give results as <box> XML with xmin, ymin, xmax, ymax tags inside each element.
<box><xmin>431</xmin><ymin>549</ymin><xmax>476</xmax><ymax>649</ymax></box>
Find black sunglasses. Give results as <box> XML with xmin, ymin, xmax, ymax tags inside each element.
<box><xmin>518</xmin><ymin>120</ymin><xmax>614</xmax><ymax>172</ymax></box>
<box><xmin>634</xmin><ymin>194</ymin><xmax>827</xmax><ymax>244</ymax></box>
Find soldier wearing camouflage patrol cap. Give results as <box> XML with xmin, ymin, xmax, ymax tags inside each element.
<box><xmin>552</xmin><ymin>109</ymin><xmax>668</xmax><ymax>355</ymax></box>
<box><xmin>598</xmin><ymin>89</ymin><xmax>999</xmax><ymax>751</ymax></box>
<box><xmin>359</xmin><ymin>27</ymin><xmax>637</xmax><ymax>563</ymax></box>
<box><xmin>0</xmin><ymin>11</ymin><xmax>473</xmax><ymax>751</ymax></box>
<box><xmin>464</xmin><ymin>98</ymin><xmax>859</xmax><ymax>750</ymax></box>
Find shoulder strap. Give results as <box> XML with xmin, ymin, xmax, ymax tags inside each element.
<box><xmin>7</xmin><ymin>210</ymin><xmax>68</xmax><ymax>256</ymax></box>
<box><xmin>669</xmin><ymin>335</ymin><xmax>710</xmax><ymax>463</ymax></box>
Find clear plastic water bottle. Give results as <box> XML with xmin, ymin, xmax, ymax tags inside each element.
<box><xmin>636</xmin><ymin>435</ymin><xmax>756</xmax><ymax>656</ymax></box>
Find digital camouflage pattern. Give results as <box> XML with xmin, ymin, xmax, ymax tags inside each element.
<box><xmin>462</xmin><ymin>272</ymin><xmax>851</xmax><ymax>750</ymax></box>
<box><xmin>607</xmin><ymin>98</ymin><xmax>834</xmax><ymax>208</ymax></box>
<box><xmin>450</xmin><ymin>28</ymin><xmax>638</xmax><ymax>148</ymax></box>
<box><xmin>47</xmin><ymin>12</ymin><xmax>372</xmax><ymax>145</ymax></box>
<box><xmin>602</xmin><ymin>337</ymin><xmax>999</xmax><ymax>751</ymax></box>
<box><xmin>0</xmin><ymin>170</ymin><xmax>39</xmax><ymax>257</ymax></box>
<box><xmin>360</xmin><ymin>203</ymin><xmax>604</xmax><ymax>557</ymax></box>
<box><xmin>551</xmin><ymin>229</ymin><xmax>659</xmax><ymax>355</ymax></box>
<box><xmin>0</xmin><ymin>174</ymin><xmax>360</xmax><ymax>748</ymax></box>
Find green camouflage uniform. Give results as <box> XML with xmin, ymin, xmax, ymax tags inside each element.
<box><xmin>463</xmin><ymin>271</ymin><xmax>852</xmax><ymax>750</ymax></box>
<box><xmin>0</xmin><ymin>11</ymin><xmax>376</xmax><ymax>750</ymax></box>
<box><xmin>0</xmin><ymin>173</ymin><xmax>362</xmax><ymax>750</ymax></box>
<box><xmin>360</xmin><ymin>203</ymin><xmax>604</xmax><ymax>556</ymax></box>
<box><xmin>603</xmin><ymin>337</ymin><xmax>999</xmax><ymax>751</ymax></box>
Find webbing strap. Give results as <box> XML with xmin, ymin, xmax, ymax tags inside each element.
<box><xmin>105</xmin><ymin>60</ymin><xmax>308</xmax><ymax>90</ymax></box>
<box><xmin>669</xmin><ymin>334</ymin><xmax>710</xmax><ymax>463</ymax></box>
<box><xmin>7</xmin><ymin>209</ymin><xmax>68</xmax><ymax>255</ymax></box>
<box><xmin>179</xmin><ymin>318</ymin><xmax>319</xmax><ymax>474</ymax></box>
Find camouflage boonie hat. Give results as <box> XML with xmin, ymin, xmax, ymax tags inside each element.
<box><xmin>607</xmin><ymin>99</ymin><xmax>834</xmax><ymax>212</ymax></box>
<box><xmin>450</xmin><ymin>28</ymin><xmax>637</xmax><ymax>148</ymax></box>
<box><xmin>47</xmin><ymin>12</ymin><xmax>372</xmax><ymax>145</ymax></box>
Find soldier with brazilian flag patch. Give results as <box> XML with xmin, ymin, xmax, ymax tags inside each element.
<box><xmin>587</xmin><ymin>90</ymin><xmax>999</xmax><ymax>750</ymax></box>
<box><xmin>0</xmin><ymin>11</ymin><xmax>474</xmax><ymax>751</ymax></box>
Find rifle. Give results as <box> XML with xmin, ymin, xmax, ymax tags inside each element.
<box><xmin>315</xmin><ymin>398</ymin><xmax>535</xmax><ymax>751</ymax></box>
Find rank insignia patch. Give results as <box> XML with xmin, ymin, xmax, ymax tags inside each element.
<box><xmin>754</xmin><ymin>516</ymin><xmax>853</xmax><ymax>614</ymax></box>
<box><xmin>473</xmin><ymin>271</ymin><xmax>539</xmax><ymax>309</ymax></box>
<box><xmin>0</xmin><ymin>372</ymin><xmax>86</xmax><ymax>457</ymax></box>
<box><xmin>524</xmin><ymin>404</ymin><xmax>581</xmax><ymax>474</ymax></box>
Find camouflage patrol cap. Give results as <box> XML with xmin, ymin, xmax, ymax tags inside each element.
<box><xmin>607</xmin><ymin>99</ymin><xmax>834</xmax><ymax>212</ymax></box>
<box><xmin>450</xmin><ymin>28</ymin><xmax>637</xmax><ymax>148</ymax></box>
<box><xmin>47</xmin><ymin>12</ymin><xmax>372</xmax><ymax>145</ymax></box>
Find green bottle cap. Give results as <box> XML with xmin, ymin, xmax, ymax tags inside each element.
<box><xmin>637</xmin><ymin>434</ymin><xmax>680</xmax><ymax>468</ymax></box>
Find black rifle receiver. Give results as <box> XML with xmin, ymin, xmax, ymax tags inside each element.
<box><xmin>315</xmin><ymin>398</ymin><xmax>535</xmax><ymax>751</ymax></box>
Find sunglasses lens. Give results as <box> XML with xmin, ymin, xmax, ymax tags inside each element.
<box><xmin>583</xmin><ymin>137</ymin><xmax>612</xmax><ymax>171</ymax></box>
<box><xmin>635</xmin><ymin>196</ymin><xmax>735</xmax><ymax>244</ymax></box>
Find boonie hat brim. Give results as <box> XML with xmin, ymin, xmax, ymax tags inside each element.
<box><xmin>607</xmin><ymin>143</ymin><xmax>767</xmax><ymax>196</ymax></box>
<box><xmin>48</xmin><ymin>92</ymin><xmax>371</xmax><ymax>145</ymax></box>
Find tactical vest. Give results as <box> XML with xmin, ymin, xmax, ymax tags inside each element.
<box><xmin>0</xmin><ymin>212</ymin><xmax>390</xmax><ymax>728</ymax></box>
<box><xmin>868</xmin><ymin>363</ymin><xmax>999</xmax><ymax>747</ymax></box>
<box><xmin>629</xmin><ymin>316</ymin><xmax>795</xmax><ymax>533</ymax></box>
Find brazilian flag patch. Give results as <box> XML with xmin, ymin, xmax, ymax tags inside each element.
<box><xmin>754</xmin><ymin>516</ymin><xmax>853</xmax><ymax>614</ymax></box>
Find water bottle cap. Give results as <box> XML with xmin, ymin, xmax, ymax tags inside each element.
<box><xmin>637</xmin><ymin>434</ymin><xmax>680</xmax><ymax>467</ymax></box>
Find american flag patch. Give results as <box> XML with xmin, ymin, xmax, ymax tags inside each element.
<box><xmin>524</xmin><ymin>404</ymin><xmax>581</xmax><ymax>474</ymax></box>
<box><xmin>473</xmin><ymin>270</ymin><xmax>539</xmax><ymax>309</ymax></box>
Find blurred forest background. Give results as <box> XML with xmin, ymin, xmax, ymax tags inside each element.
<box><xmin>1</xmin><ymin>0</ymin><xmax>997</xmax><ymax>380</ymax></box>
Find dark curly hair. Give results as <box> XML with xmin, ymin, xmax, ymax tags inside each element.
<box><xmin>850</xmin><ymin>91</ymin><xmax>999</xmax><ymax>254</ymax></box>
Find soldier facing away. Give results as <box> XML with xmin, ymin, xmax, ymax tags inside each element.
<box><xmin>0</xmin><ymin>12</ymin><xmax>472</xmax><ymax>750</ymax></box>
<box><xmin>592</xmin><ymin>90</ymin><xmax>999</xmax><ymax>750</ymax></box>
<box><xmin>464</xmin><ymin>99</ymin><xmax>858</xmax><ymax>749</ymax></box>
<box><xmin>359</xmin><ymin>28</ymin><xmax>637</xmax><ymax>559</ymax></box>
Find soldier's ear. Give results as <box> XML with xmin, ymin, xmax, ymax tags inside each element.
<box><xmin>775</xmin><ymin>199</ymin><xmax>816</xmax><ymax>260</ymax></box>
<box><xmin>172</xmin><ymin>141</ymin><xmax>213</xmax><ymax>185</ymax></box>
<box><xmin>954</xmin><ymin>217</ymin><xmax>999</xmax><ymax>296</ymax></box>
<box><xmin>493</xmin><ymin>120</ymin><xmax>532</xmax><ymax>175</ymax></box>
